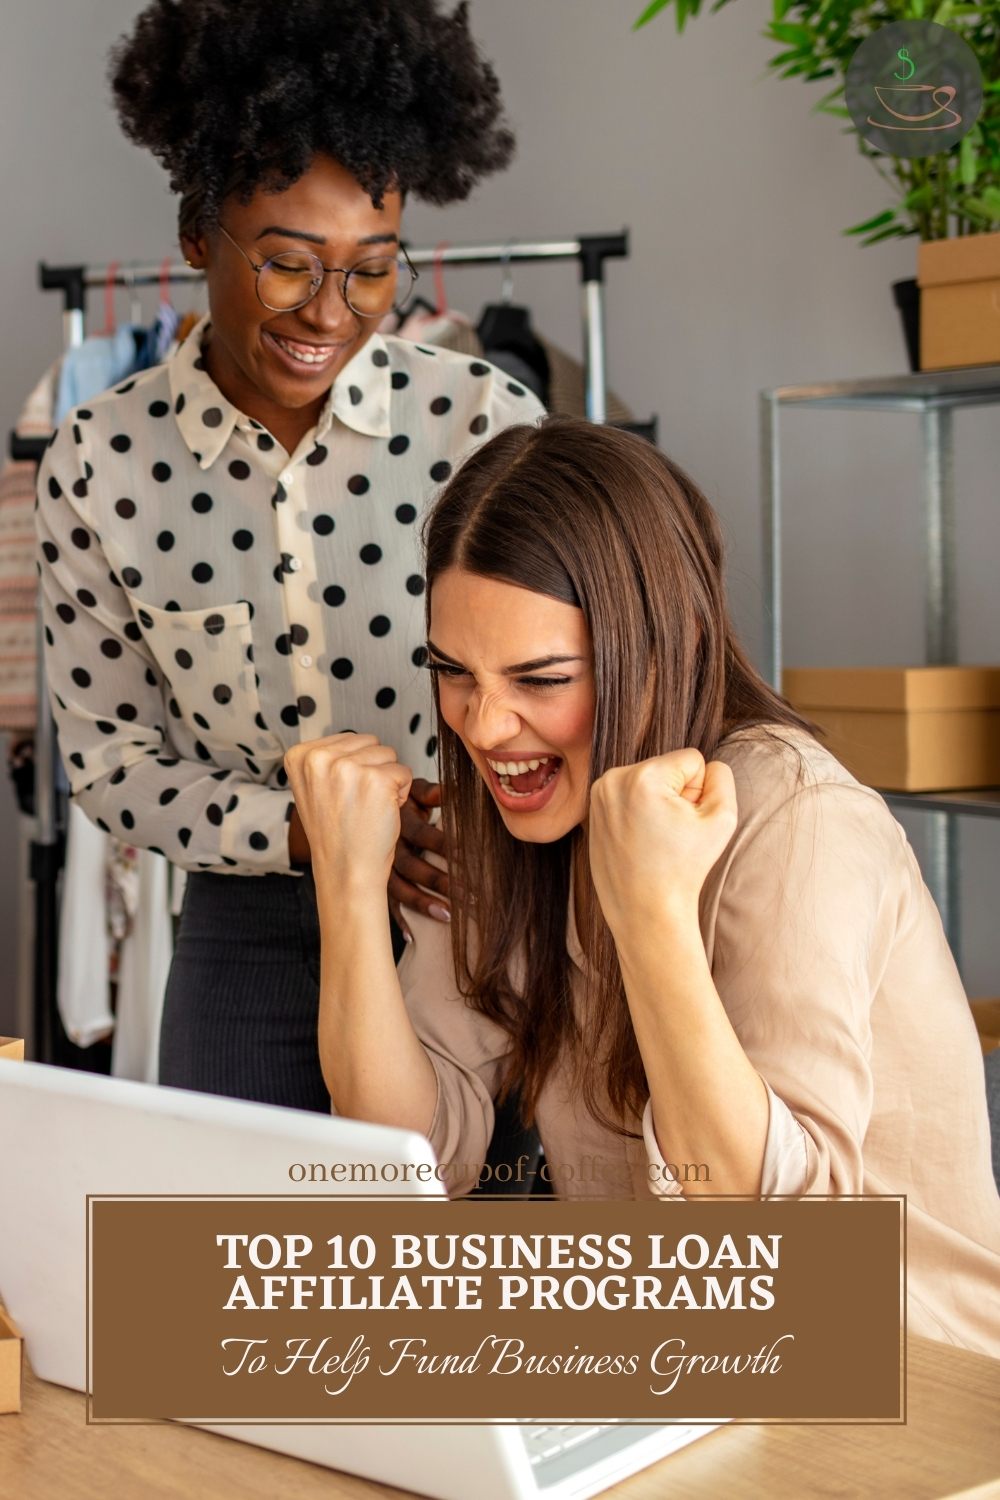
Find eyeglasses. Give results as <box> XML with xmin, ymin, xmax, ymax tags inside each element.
<box><xmin>216</xmin><ymin>224</ymin><xmax>418</xmax><ymax>318</ymax></box>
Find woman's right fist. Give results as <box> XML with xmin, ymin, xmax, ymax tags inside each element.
<box><xmin>284</xmin><ymin>733</ymin><xmax>413</xmax><ymax>889</ymax></box>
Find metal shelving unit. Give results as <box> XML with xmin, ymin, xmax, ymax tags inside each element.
<box><xmin>760</xmin><ymin>364</ymin><xmax>1000</xmax><ymax>969</ymax></box>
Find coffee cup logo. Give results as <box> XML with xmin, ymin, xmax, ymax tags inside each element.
<box><xmin>846</xmin><ymin>22</ymin><xmax>981</xmax><ymax>159</ymax></box>
<box><xmin>870</xmin><ymin>83</ymin><xmax>961</xmax><ymax>133</ymax></box>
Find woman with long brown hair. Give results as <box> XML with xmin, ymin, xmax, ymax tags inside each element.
<box><xmin>286</xmin><ymin>416</ymin><xmax>1000</xmax><ymax>1354</ymax></box>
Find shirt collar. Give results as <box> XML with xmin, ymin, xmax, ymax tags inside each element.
<box><xmin>168</xmin><ymin>317</ymin><xmax>392</xmax><ymax>469</ymax></box>
<box><xmin>324</xmin><ymin>330</ymin><xmax>393</xmax><ymax>440</ymax></box>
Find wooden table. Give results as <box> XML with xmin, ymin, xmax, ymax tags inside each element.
<box><xmin>1</xmin><ymin>1336</ymin><xmax>997</xmax><ymax>1499</ymax></box>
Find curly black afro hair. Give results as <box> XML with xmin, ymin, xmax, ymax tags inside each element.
<box><xmin>108</xmin><ymin>0</ymin><xmax>516</xmax><ymax>232</ymax></box>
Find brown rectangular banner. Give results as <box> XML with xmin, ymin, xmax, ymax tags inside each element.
<box><xmin>88</xmin><ymin>1197</ymin><xmax>903</xmax><ymax>1422</ymax></box>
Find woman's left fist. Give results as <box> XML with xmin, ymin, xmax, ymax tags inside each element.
<box><xmin>587</xmin><ymin>748</ymin><xmax>738</xmax><ymax>932</ymax></box>
<box><xmin>284</xmin><ymin>733</ymin><xmax>413</xmax><ymax>888</ymax></box>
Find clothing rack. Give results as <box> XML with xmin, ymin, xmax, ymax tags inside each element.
<box><xmin>13</xmin><ymin>231</ymin><xmax>630</xmax><ymax>1066</ymax></box>
<box><xmin>39</xmin><ymin>232</ymin><xmax>628</xmax><ymax>421</ymax></box>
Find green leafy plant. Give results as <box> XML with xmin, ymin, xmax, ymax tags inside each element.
<box><xmin>633</xmin><ymin>0</ymin><xmax>1000</xmax><ymax>244</ymax></box>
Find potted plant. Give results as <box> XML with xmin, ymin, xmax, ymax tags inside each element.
<box><xmin>634</xmin><ymin>0</ymin><xmax>1000</xmax><ymax>370</ymax></box>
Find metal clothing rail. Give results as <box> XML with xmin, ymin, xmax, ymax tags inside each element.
<box><xmin>19</xmin><ymin>231</ymin><xmax>630</xmax><ymax>1066</ymax></box>
<box><xmin>39</xmin><ymin>232</ymin><xmax>628</xmax><ymax>423</ymax></box>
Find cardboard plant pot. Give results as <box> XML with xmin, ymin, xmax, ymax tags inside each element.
<box><xmin>781</xmin><ymin>665</ymin><xmax>1000</xmax><ymax>792</ymax></box>
<box><xmin>918</xmin><ymin>230</ymin><xmax>1000</xmax><ymax>370</ymax></box>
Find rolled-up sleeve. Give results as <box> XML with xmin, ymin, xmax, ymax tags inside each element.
<box><xmin>702</xmin><ymin>774</ymin><xmax>900</xmax><ymax>1196</ymax></box>
<box><xmin>396</xmin><ymin>900</ymin><xmax>510</xmax><ymax>1197</ymax></box>
<box><xmin>36</xmin><ymin>420</ymin><xmax>294</xmax><ymax>875</ymax></box>
<box><xmin>642</xmin><ymin>1082</ymin><xmax>808</xmax><ymax>1201</ymax></box>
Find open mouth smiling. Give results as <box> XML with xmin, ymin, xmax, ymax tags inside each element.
<box><xmin>483</xmin><ymin>753</ymin><xmax>563</xmax><ymax>805</ymax></box>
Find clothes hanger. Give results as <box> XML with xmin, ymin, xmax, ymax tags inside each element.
<box><xmin>475</xmin><ymin>246</ymin><xmax>549</xmax><ymax>392</ymax></box>
<box><xmin>124</xmin><ymin>266</ymin><xmax>142</xmax><ymax>326</ymax></box>
<box><xmin>102</xmin><ymin>261</ymin><xmax>121</xmax><ymax>336</ymax></box>
<box><xmin>159</xmin><ymin>256</ymin><xmax>174</xmax><ymax>310</ymax></box>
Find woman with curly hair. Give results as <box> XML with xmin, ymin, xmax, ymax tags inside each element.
<box><xmin>35</xmin><ymin>0</ymin><xmax>543</xmax><ymax>1111</ymax></box>
<box><xmin>286</xmin><ymin>417</ymin><xmax>1000</xmax><ymax>1355</ymax></box>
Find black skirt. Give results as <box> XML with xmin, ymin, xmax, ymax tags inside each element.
<box><xmin>158</xmin><ymin>868</ymin><xmax>404</xmax><ymax>1114</ymax></box>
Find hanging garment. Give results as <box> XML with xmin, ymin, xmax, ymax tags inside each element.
<box><xmin>392</xmin><ymin>307</ymin><xmax>482</xmax><ymax>360</ymax></box>
<box><xmin>395</xmin><ymin>306</ymin><xmax>634</xmax><ymax>423</ymax></box>
<box><xmin>55</xmin><ymin>324</ymin><xmax>151</xmax><ymax>422</ymax></box>
<box><xmin>110</xmin><ymin>846</ymin><xmax>174</xmax><ymax>1083</ymax></box>
<box><xmin>19</xmin><ymin>319</ymin><xmax>177</xmax><ymax>1075</ymax></box>
<box><xmin>57</xmin><ymin>799</ymin><xmax>173</xmax><ymax>1079</ymax></box>
<box><xmin>0</xmin><ymin>364</ymin><xmax>61</xmax><ymax>732</ymax></box>
<box><xmin>57</xmin><ymin>803</ymin><xmax>117</xmax><ymax>1047</ymax></box>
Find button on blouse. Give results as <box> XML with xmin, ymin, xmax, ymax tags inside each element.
<box><xmin>36</xmin><ymin>319</ymin><xmax>544</xmax><ymax>875</ymax></box>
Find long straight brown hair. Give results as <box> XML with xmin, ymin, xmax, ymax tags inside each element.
<box><xmin>422</xmin><ymin>416</ymin><xmax>813</xmax><ymax>1135</ymax></box>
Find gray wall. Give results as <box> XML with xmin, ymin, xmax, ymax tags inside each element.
<box><xmin>1</xmin><ymin>0</ymin><xmax>996</xmax><ymax>1035</ymax></box>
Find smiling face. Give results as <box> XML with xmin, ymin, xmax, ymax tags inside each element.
<box><xmin>182</xmin><ymin>153</ymin><xmax>402</xmax><ymax>451</ymax></box>
<box><xmin>428</xmin><ymin>569</ymin><xmax>597</xmax><ymax>842</ymax></box>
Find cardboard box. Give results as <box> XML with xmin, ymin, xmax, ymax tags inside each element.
<box><xmin>0</xmin><ymin>1308</ymin><xmax>23</xmax><ymax>1414</ymax></box>
<box><xmin>782</xmin><ymin>666</ymin><xmax>1000</xmax><ymax>791</ymax></box>
<box><xmin>918</xmin><ymin>231</ymin><xmax>1000</xmax><ymax>370</ymax></box>
<box><xmin>0</xmin><ymin>1039</ymin><xmax>24</xmax><ymax>1061</ymax></box>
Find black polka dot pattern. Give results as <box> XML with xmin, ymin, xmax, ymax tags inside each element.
<box><xmin>35</xmin><ymin>327</ymin><xmax>544</xmax><ymax>872</ymax></box>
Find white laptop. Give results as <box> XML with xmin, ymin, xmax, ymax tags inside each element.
<box><xmin>0</xmin><ymin>1060</ymin><xmax>723</xmax><ymax>1499</ymax></box>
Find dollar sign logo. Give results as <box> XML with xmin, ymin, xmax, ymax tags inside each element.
<box><xmin>894</xmin><ymin>47</ymin><xmax>916</xmax><ymax>81</ymax></box>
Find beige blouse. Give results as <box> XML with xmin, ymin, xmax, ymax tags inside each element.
<box><xmin>396</xmin><ymin>728</ymin><xmax>1000</xmax><ymax>1357</ymax></box>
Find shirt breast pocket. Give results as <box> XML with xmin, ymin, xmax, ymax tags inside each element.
<box><xmin>133</xmin><ymin>598</ymin><xmax>282</xmax><ymax>772</ymax></box>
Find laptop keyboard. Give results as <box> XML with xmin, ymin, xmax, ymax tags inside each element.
<box><xmin>519</xmin><ymin>1420</ymin><xmax>674</xmax><ymax>1489</ymax></box>
<box><xmin>522</xmin><ymin>1422</ymin><xmax>617</xmax><ymax>1463</ymax></box>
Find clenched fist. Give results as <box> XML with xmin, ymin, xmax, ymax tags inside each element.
<box><xmin>587</xmin><ymin>748</ymin><xmax>738</xmax><ymax>936</ymax></box>
<box><xmin>284</xmin><ymin>733</ymin><xmax>413</xmax><ymax>891</ymax></box>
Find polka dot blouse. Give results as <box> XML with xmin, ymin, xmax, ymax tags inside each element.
<box><xmin>35</xmin><ymin>317</ymin><xmax>544</xmax><ymax>875</ymax></box>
